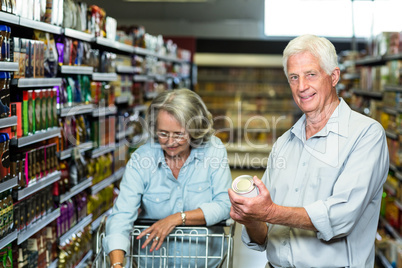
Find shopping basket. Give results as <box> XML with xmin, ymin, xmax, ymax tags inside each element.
<box><xmin>93</xmin><ymin>216</ymin><xmax>235</xmax><ymax>268</ymax></box>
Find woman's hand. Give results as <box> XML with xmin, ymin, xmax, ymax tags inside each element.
<box><xmin>136</xmin><ymin>213</ymin><xmax>181</xmax><ymax>252</ymax></box>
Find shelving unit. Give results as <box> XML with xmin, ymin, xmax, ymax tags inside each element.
<box><xmin>17</xmin><ymin>208</ymin><xmax>61</xmax><ymax>245</ymax></box>
<box><xmin>17</xmin><ymin>171</ymin><xmax>61</xmax><ymax>200</ymax></box>
<box><xmin>0</xmin><ymin>7</ymin><xmax>192</xmax><ymax>267</ymax></box>
<box><xmin>0</xmin><ymin>116</ymin><xmax>17</xmax><ymax>128</ymax></box>
<box><xmin>196</xmin><ymin>66</ymin><xmax>297</xmax><ymax>168</ymax></box>
<box><xmin>10</xmin><ymin>127</ymin><xmax>61</xmax><ymax>147</ymax></box>
<box><xmin>59</xmin><ymin>214</ymin><xmax>93</xmax><ymax>244</ymax></box>
<box><xmin>340</xmin><ymin>51</ymin><xmax>402</xmax><ymax>267</ymax></box>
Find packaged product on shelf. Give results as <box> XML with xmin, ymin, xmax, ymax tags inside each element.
<box><xmin>69</xmin><ymin>147</ymin><xmax>88</xmax><ymax>187</ymax></box>
<box><xmin>19</xmin><ymin>38</ymin><xmax>27</xmax><ymax>78</ymax></box>
<box><xmin>0</xmin><ymin>26</ymin><xmax>8</xmax><ymax>62</ymax></box>
<box><xmin>13</xmin><ymin>37</ymin><xmax>20</xmax><ymax>78</ymax></box>
<box><xmin>0</xmin><ymin>243</ymin><xmax>12</xmax><ymax>268</ymax></box>
<box><xmin>33</xmin><ymin>31</ymin><xmax>58</xmax><ymax>78</ymax></box>
<box><xmin>19</xmin><ymin>199</ymin><xmax>25</xmax><ymax>232</ymax></box>
<box><xmin>25</xmin><ymin>40</ymin><xmax>33</xmax><ymax>78</ymax></box>
<box><xmin>0</xmin><ymin>133</ymin><xmax>9</xmax><ymax>182</ymax></box>
<box><xmin>0</xmin><ymin>72</ymin><xmax>9</xmax><ymax>118</ymax></box>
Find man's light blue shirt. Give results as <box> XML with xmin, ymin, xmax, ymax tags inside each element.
<box><xmin>242</xmin><ymin>98</ymin><xmax>389</xmax><ymax>267</ymax></box>
<box><xmin>104</xmin><ymin>135</ymin><xmax>232</xmax><ymax>257</ymax></box>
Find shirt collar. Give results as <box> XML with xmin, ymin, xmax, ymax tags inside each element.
<box><xmin>290</xmin><ymin>98</ymin><xmax>350</xmax><ymax>141</ymax></box>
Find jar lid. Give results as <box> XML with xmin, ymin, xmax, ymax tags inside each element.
<box><xmin>232</xmin><ymin>175</ymin><xmax>254</xmax><ymax>194</ymax></box>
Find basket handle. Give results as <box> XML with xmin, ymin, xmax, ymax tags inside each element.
<box><xmin>134</xmin><ymin>218</ymin><xmax>234</xmax><ymax>227</ymax></box>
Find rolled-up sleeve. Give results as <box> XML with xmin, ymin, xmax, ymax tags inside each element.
<box><xmin>198</xmin><ymin>139</ymin><xmax>232</xmax><ymax>226</ymax></box>
<box><xmin>241</xmin><ymin>225</ymin><xmax>268</xmax><ymax>251</ymax></box>
<box><xmin>305</xmin><ymin>123</ymin><xmax>389</xmax><ymax>241</ymax></box>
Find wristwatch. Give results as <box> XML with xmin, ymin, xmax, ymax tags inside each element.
<box><xmin>181</xmin><ymin>211</ymin><xmax>186</xmax><ymax>226</ymax></box>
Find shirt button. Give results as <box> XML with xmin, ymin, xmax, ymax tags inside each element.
<box><xmin>295</xmin><ymin>188</ymin><xmax>298</xmax><ymax>192</ymax></box>
<box><xmin>282</xmin><ymin>241</ymin><xmax>287</xmax><ymax>245</ymax></box>
<box><xmin>156</xmin><ymin>198</ymin><xmax>160</xmax><ymax>202</ymax></box>
<box><xmin>177</xmin><ymin>186</ymin><xmax>180</xmax><ymax>190</ymax></box>
<box><xmin>302</xmin><ymin>162</ymin><xmax>306</xmax><ymax>166</ymax></box>
<box><xmin>178</xmin><ymin>202</ymin><xmax>182</xmax><ymax>206</ymax></box>
<box><xmin>198</xmin><ymin>187</ymin><xmax>202</xmax><ymax>191</ymax></box>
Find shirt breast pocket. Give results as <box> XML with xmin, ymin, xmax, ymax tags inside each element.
<box><xmin>305</xmin><ymin>167</ymin><xmax>340</xmax><ymax>204</ymax></box>
<box><xmin>142</xmin><ymin>192</ymin><xmax>171</xmax><ymax>218</ymax></box>
<box><xmin>185</xmin><ymin>181</ymin><xmax>211</xmax><ymax>209</ymax></box>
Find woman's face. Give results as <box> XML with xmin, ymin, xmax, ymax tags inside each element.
<box><xmin>156</xmin><ymin>110</ymin><xmax>191</xmax><ymax>158</ymax></box>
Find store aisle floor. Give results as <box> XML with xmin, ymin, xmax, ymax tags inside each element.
<box><xmin>231</xmin><ymin>222</ymin><xmax>267</xmax><ymax>268</ymax></box>
<box><xmin>230</xmin><ymin>169</ymin><xmax>267</xmax><ymax>268</ymax></box>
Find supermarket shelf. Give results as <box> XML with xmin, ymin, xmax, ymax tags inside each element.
<box><xmin>0</xmin><ymin>116</ymin><xmax>17</xmax><ymax>129</ymax></box>
<box><xmin>18</xmin><ymin>208</ymin><xmax>60</xmax><ymax>245</ymax></box>
<box><xmin>116</xmin><ymin>65</ymin><xmax>138</xmax><ymax>74</ymax></box>
<box><xmin>18</xmin><ymin>171</ymin><xmax>61</xmax><ymax>200</ymax></box>
<box><xmin>354</xmin><ymin>56</ymin><xmax>385</xmax><ymax>66</ymax></box>
<box><xmin>59</xmin><ymin>214</ymin><xmax>93</xmax><ymax>244</ymax></box>
<box><xmin>133</xmin><ymin>46</ymin><xmax>155</xmax><ymax>57</ymax></box>
<box><xmin>0</xmin><ymin>11</ymin><xmax>19</xmax><ymax>24</ymax></box>
<box><xmin>60</xmin><ymin>177</ymin><xmax>93</xmax><ymax>204</ymax></box>
<box><xmin>395</xmin><ymin>171</ymin><xmax>402</xmax><ymax>182</ymax></box>
<box><xmin>133</xmin><ymin>75</ymin><xmax>150</xmax><ymax>82</ymax></box>
<box><xmin>144</xmin><ymin>91</ymin><xmax>159</xmax><ymax>99</ymax></box>
<box><xmin>383</xmin><ymin>182</ymin><xmax>396</xmax><ymax>196</ymax></box>
<box><xmin>0</xmin><ymin>61</ymin><xmax>18</xmax><ymax>71</ymax></box>
<box><xmin>58</xmin><ymin>141</ymin><xmax>94</xmax><ymax>160</ymax></box>
<box><xmin>91</xmin><ymin>167</ymin><xmax>125</xmax><ymax>195</ymax></box>
<box><xmin>384</xmin><ymin>53</ymin><xmax>402</xmax><ymax>61</ymax></box>
<box><xmin>384</xmin><ymin>85</ymin><xmax>402</xmax><ymax>93</ymax></box>
<box><xmin>383</xmin><ymin>107</ymin><xmax>398</xmax><ymax>116</ymax></box>
<box><xmin>0</xmin><ymin>230</ymin><xmax>17</xmax><ymax>250</ymax></box>
<box><xmin>376</xmin><ymin>250</ymin><xmax>393</xmax><ymax>268</ymax></box>
<box><xmin>91</xmin><ymin>208</ymin><xmax>112</xmax><ymax>230</ymax></box>
<box><xmin>59</xmin><ymin>104</ymin><xmax>95</xmax><ymax>117</ymax></box>
<box><xmin>11</xmin><ymin>127</ymin><xmax>61</xmax><ymax>147</ymax></box>
<box><xmin>342</xmin><ymin>73</ymin><xmax>360</xmax><ymax>80</ymax></box>
<box><xmin>226</xmin><ymin>144</ymin><xmax>271</xmax><ymax>169</ymax></box>
<box><xmin>19</xmin><ymin>17</ymin><xmax>63</xmax><ymax>34</ymax></box>
<box><xmin>12</xmin><ymin>78</ymin><xmax>63</xmax><ymax>88</ymax></box>
<box><xmin>92</xmin><ymin>105</ymin><xmax>117</xmax><ymax>117</ymax></box>
<box><xmin>134</xmin><ymin>105</ymin><xmax>148</xmax><ymax>113</ymax></box>
<box><xmin>0</xmin><ymin>177</ymin><xmax>18</xmax><ymax>193</ymax></box>
<box><xmin>89</xmin><ymin>145</ymin><xmax>115</xmax><ymax>159</ymax></box>
<box><xmin>96</xmin><ymin>37</ymin><xmax>135</xmax><ymax>53</ymax></box>
<box><xmin>379</xmin><ymin>216</ymin><xmax>402</xmax><ymax>243</ymax></box>
<box><xmin>92</xmin><ymin>72</ymin><xmax>118</xmax><ymax>82</ymax></box>
<box><xmin>133</xmin><ymin>46</ymin><xmax>189</xmax><ymax>64</ymax></box>
<box><xmin>385</xmin><ymin>131</ymin><xmax>398</xmax><ymax>140</ymax></box>
<box><xmin>59</xmin><ymin>65</ymin><xmax>94</xmax><ymax>75</ymax></box>
<box><xmin>115</xmin><ymin>95</ymin><xmax>130</xmax><ymax>104</ymax></box>
<box><xmin>63</xmin><ymin>28</ymin><xmax>95</xmax><ymax>42</ymax></box>
<box><xmin>116</xmin><ymin>128</ymin><xmax>135</xmax><ymax>140</ymax></box>
<box><xmin>76</xmin><ymin>250</ymin><xmax>93</xmax><ymax>268</ymax></box>
<box><xmin>352</xmin><ymin>89</ymin><xmax>383</xmax><ymax>99</ymax></box>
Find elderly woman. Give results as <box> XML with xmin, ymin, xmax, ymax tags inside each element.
<box><xmin>104</xmin><ymin>88</ymin><xmax>232</xmax><ymax>268</ymax></box>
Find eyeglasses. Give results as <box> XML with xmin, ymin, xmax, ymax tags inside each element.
<box><xmin>156</xmin><ymin>131</ymin><xmax>188</xmax><ymax>142</ymax></box>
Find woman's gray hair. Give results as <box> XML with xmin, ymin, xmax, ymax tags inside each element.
<box><xmin>282</xmin><ymin>34</ymin><xmax>338</xmax><ymax>77</ymax></box>
<box><xmin>146</xmin><ymin>88</ymin><xmax>214</xmax><ymax>147</ymax></box>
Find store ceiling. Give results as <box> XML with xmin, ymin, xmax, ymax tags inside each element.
<box><xmin>82</xmin><ymin>0</ymin><xmax>265</xmax><ymax>39</ymax></box>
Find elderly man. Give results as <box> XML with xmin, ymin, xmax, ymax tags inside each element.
<box><xmin>229</xmin><ymin>34</ymin><xmax>389</xmax><ymax>267</ymax></box>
